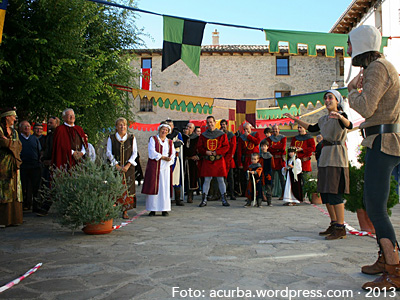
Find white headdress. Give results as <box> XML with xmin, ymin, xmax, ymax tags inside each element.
<box><xmin>158</xmin><ymin>123</ymin><xmax>171</xmax><ymax>133</ymax></box>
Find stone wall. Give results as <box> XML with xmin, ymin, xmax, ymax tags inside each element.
<box><xmin>129</xmin><ymin>50</ymin><xmax>343</xmax><ymax>166</ymax></box>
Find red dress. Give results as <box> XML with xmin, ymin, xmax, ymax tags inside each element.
<box><xmin>290</xmin><ymin>134</ymin><xmax>316</xmax><ymax>172</ymax></box>
<box><xmin>266</xmin><ymin>135</ymin><xmax>287</xmax><ymax>170</ymax></box>
<box><xmin>197</xmin><ymin>130</ymin><xmax>229</xmax><ymax>177</ymax></box>
<box><xmin>237</xmin><ymin>131</ymin><xmax>261</xmax><ymax>171</ymax></box>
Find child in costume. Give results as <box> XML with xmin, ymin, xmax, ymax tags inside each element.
<box><xmin>245</xmin><ymin>153</ymin><xmax>263</xmax><ymax>207</ymax></box>
<box><xmin>282</xmin><ymin>147</ymin><xmax>303</xmax><ymax>206</ymax></box>
<box><xmin>259</xmin><ymin>140</ymin><xmax>274</xmax><ymax>206</ymax></box>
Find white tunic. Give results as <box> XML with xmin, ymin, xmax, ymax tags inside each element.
<box><xmin>282</xmin><ymin>157</ymin><xmax>302</xmax><ymax>204</ymax></box>
<box><xmin>145</xmin><ymin>135</ymin><xmax>176</xmax><ymax>212</ymax></box>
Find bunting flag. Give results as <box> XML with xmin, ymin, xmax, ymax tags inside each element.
<box><xmin>132</xmin><ymin>89</ymin><xmax>214</xmax><ymax>114</ymax></box>
<box><xmin>129</xmin><ymin>122</ymin><xmax>160</xmax><ymax>132</ymax></box>
<box><xmin>162</xmin><ymin>16</ymin><xmax>206</xmax><ymax>75</ymax></box>
<box><xmin>277</xmin><ymin>87</ymin><xmax>349</xmax><ymax>109</ymax></box>
<box><xmin>0</xmin><ymin>0</ymin><xmax>8</xmax><ymax>44</ymax></box>
<box><xmin>265</xmin><ymin>29</ymin><xmax>389</xmax><ymax>57</ymax></box>
<box><xmin>256</xmin><ymin>118</ymin><xmax>294</xmax><ymax>128</ymax></box>
<box><xmin>236</xmin><ymin>100</ymin><xmax>256</xmax><ymax>128</ymax></box>
<box><xmin>257</xmin><ymin>106</ymin><xmax>298</xmax><ymax>120</ymax></box>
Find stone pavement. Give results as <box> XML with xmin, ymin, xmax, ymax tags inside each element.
<box><xmin>1</xmin><ymin>190</ymin><xmax>400</xmax><ymax>300</ymax></box>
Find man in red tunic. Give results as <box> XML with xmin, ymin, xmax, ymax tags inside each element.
<box><xmin>237</xmin><ymin>123</ymin><xmax>260</xmax><ymax>171</ymax></box>
<box><xmin>237</xmin><ymin>123</ymin><xmax>260</xmax><ymax>196</ymax></box>
<box><xmin>290</xmin><ymin>125</ymin><xmax>316</xmax><ymax>187</ymax></box>
<box><xmin>220</xmin><ymin>119</ymin><xmax>237</xmax><ymax>200</ymax></box>
<box><xmin>267</xmin><ymin>124</ymin><xmax>286</xmax><ymax>199</ymax></box>
<box><xmin>52</xmin><ymin>108</ymin><xmax>87</xmax><ymax>169</ymax></box>
<box><xmin>197</xmin><ymin>116</ymin><xmax>230</xmax><ymax>207</ymax></box>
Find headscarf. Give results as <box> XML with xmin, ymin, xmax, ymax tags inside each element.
<box><xmin>348</xmin><ymin>25</ymin><xmax>381</xmax><ymax>59</ymax></box>
<box><xmin>324</xmin><ymin>89</ymin><xmax>350</xmax><ymax>117</ymax></box>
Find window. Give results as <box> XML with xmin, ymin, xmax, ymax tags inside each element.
<box><xmin>276</xmin><ymin>57</ymin><xmax>289</xmax><ymax>75</ymax></box>
<box><xmin>140</xmin><ymin>96</ymin><xmax>153</xmax><ymax>112</ymax></box>
<box><xmin>141</xmin><ymin>58</ymin><xmax>152</xmax><ymax>69</ymax></box>
<box><xmin>274</xmin><ymin>91</ymin><xmax>291</xmax><ymax>106</ymax></box>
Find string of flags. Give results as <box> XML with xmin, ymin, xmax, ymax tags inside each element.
<box><xmin>111</xmin><ymin>83</ymin><xmax>351</xmax><ymax>130</ymax></box>
<box><xmin>82</xmin><ymin>0</ymin><xmax>390</xmax><ymax>77</ymax></box>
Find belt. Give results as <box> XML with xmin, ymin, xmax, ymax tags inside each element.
<box><xmin>322</xmin><ymin>140</ymin><xmax>344</xmax><ymax>146</ymax></box>
<box><xmin>361</xmin><ymin>124</ymin><xmax>400</xmax><ymax>138</ymax></box>
<box><xmin>300</xmin><ymin>157</ymin><xmax>311</xmax><ymax>162</ymax></box>
<box><xmin>204</xmin><ymin>155</ymin><xmax>222</xmax><ymax>161</ymax></box>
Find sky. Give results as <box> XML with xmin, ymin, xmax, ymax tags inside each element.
<box><xmin>133</xmin><ymin>0</ymin><xmax>353</xmax><ymax>49</ymax></box>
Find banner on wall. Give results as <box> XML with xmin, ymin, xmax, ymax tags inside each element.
<box><xmin>132</xmin><ymin>89</ymin><xmax>214</xmax><ymax>114</ymax></box>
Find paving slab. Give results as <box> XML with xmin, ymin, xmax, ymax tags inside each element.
<box><xmin>1</xmin><ymin>189</ymin><xmax>400</xmax><ymax>299</ymax></box>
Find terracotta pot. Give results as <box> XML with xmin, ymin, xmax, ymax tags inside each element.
<box><xmin>82</xmin><ymin>219</ymin><xmax>113</xmax><ymax>235</ymax></box>
<box><xmin>311</xmin><ymin>193</ymin><xmax>322</xmax><ymax>204</ymax></box>
<box><xmin>356</xmin><ymin>209</ymin><xmax>375</xmax><ymax>234</ymax></box>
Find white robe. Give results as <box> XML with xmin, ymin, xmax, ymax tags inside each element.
<box><xmin>282</xmin><ymin>157</ymin><xmax>302</xmax><ymax>204</ymax></box>
<box><xmin>145</xmin><ymin>135</ymin><xmax>176</xmax><ymax>212</ymax></box>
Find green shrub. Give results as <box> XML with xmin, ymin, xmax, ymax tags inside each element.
<box><xmin>42</xmin><ymin>159</ymin><xmax>124</xmax><ymax>233</ymax></box>
<box><xmin>303</xmin><ymin>172</ymin><xmax>319</xmax><ymax>198</ymax></box>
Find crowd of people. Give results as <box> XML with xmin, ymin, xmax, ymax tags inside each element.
<box><xmin>1</xmin><ymin>25</ymin><xmax>400</xmax><ymax>290</ymax></box>
<box><xmin>141</xmin><ymin>116</ymin><xmax>319</xmax><ymax>217</ymax></box>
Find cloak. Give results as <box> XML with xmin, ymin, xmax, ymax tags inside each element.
<box><xmin>52</xmin><ymin>124</ymin><xmax>87</xmax><ymax>169</ymax></box>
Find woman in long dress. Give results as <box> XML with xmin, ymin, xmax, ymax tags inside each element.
<box><xmin>282</xmin><ymin>147</ymin><xmax>303</xmax><ymax>206</ymax></box>
<box><xmin>0</xmin><ymin>108</ymin><xmax>23</xmax><ymax>227</ymax></box>
<box><xmin>142</xmin><ymin>123</ymin><xmax>175</xmax><ymax>216</ymax></box>
<box><xmin>106</xmin><ymin>117</ymin><xmax>137</xmax><ymax>219</ymax></box>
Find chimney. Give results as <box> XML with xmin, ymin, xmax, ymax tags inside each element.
<box><xmin>212</xmin><ymin>29</ymin><xmax>219</xmax><ymax>46</ymax></box>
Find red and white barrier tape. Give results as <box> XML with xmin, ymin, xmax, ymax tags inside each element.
<box><xmin>0</xmin><ymin>263</ymin><xmax>42</xmax><ymax>293</ymax></box>
<box><xmin>305</xmin><ymin>200</ymin><xmax>376</xmax><ymax>239</ymax></box>
<box><xmin>112</xmin><ymin>209</ymin><xmax>147</xmax><ymax>230</ymax></box>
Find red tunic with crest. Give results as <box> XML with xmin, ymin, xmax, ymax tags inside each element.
<box><xmin>266</xmin><ymin>135</ymin><xmax>287</xmax><ymax>170</ymax></box>
<box><xmin>290</xmin><ymin>134</ymin><xmax>316</xmax><ymax>172</ymax></box>
<box><xmin>197</xmin><ymin>129</ymin><xmax>229</xmax><ymax>177</ymax></box>
<box><xmin>237</xmin><ymin>131</ymin><xmax>260</xmax><ymax>171</ymax></box>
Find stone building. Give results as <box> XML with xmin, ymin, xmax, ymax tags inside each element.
<box><xmin>129</xmin><ymin>31</ymin><xmax>345</xmax><ymax>160</ymax></box>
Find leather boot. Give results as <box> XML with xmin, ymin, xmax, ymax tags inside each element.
<box><xmin>187</xmin><ymin>191</ymin><xmax>194</xmax><ymax>203</ymax></box>
<box><xmin>362</xmin><ymin>263</ymin><xmax>400</xmax><ymax>290</ymax></box>
<box><xmin>221</xmin><ymin>193</ymin><xmax>230</xmax><ymax>207</ymax></box>
<box><xmin>319</xmin><ymin>222</ymin><xmax>336</xmax><ymax>236</ymax></box>
<box><xmin>175</xmin><ymin>188</ymin><xmax>184</xmax><ymax>206</ymax></box>
<box><xmin>325</xmin><ymin>225</ymin><xmax>346</xmax><ymax>240</ymax></box>
<box><xmin>362</xmin><ymin>251</ymin><xmax>385</xmax><ymax>275</ymax></box>
<box><xmin>199</xmin><ymin>194</ymin><xmax>207</xmax><ymax>207</ymax></box>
